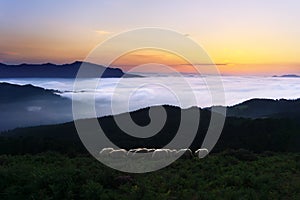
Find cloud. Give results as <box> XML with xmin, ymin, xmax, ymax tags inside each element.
<box><xmin>3</xmin><ymin>76</ymin><xmax>300</xmax><ymax>119</ymax></box>
<box><xmin>95</xmin><ymin>30</ymin><xmax>112</xmax><ymax>35</ymax></box>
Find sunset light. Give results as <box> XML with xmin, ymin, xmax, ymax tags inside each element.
<box><xmin>1</xmin><ymin>0</ymin><xmax>299</xmax><ymax>75</ymax></box>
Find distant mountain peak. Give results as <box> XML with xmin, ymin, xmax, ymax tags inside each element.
<box><xmin>273</xmin><ymin>74</ymin><xmax>300</xmax><ymax>78</ymax></box>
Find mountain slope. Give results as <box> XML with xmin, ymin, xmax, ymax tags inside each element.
<box><xmin>0</xmin><ymin>82</ymin><xmax>60</xmax><ymax>103</ymax></box>
<box><xmin>225</xmin><ymin>98</ymin><xmax>300</xmax><ymax>119</ymax></box>
<box><xmin>0</xmin><ymin>83</ymin><xmax>73</xmax><ymax>131</ymax></box>
<box><xmin>1</xmin><ymin>104</ymin><xmax>299</xmax><ymax>154</ymax></box>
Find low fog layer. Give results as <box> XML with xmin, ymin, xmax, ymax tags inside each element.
<box><xmin>0</xmin><ymin>76</ymin><xmax>299</xmax><ymax>131</ymax></box>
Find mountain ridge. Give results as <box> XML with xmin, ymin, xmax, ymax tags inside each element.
<box><xmin>0</xmin><ymin>82</ymin><xmax>61</xmax><ymax>103</ymax></box>
<box><xmin>0</xmin><ymin>61</ymin><xmax>141</xmax><ymax>78</ymax></box>
<box><xmin>1</xmin><ymin>103</ymin><xmax>299</xmax><ymax>154</ymax></box>
<box><xmin>273</xmin><ymin>74</ymin><xmax>300</xmax><ymax>78</ymax></box>
<box><xmin>225</xmin><ymin>98</ymin><xmax>300</xmax><ymax>119</ymax></box>
<box><xmin>0</xmin><ymin>82</ymin><xmax>73</xmax><ymax>131</ymax></box>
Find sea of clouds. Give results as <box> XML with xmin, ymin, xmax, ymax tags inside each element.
<box><xmin>1</xmin><ymin>75</ymin><xmax>300</xmax><ymax>119</ymax></box>
<box><xmin>0</xmin><ymin>75</ymin><xmax>299</xmax><ymax>130</ymax></box>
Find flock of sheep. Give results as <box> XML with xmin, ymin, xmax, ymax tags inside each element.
<box><xmin>99</xmin><ymin>148</ymin><xmax>209</xmax><ymax>160</ymax></box>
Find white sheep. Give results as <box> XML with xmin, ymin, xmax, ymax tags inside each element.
<box><xmin>152</xmin><ymin>149</ymin><xmax>169</xmax><ymax>160</ymax></box>
<box><xmin>130</xmin><ymin>148</ymin><xmax>156</xmax><ymax>159</ymax></box>
<box><xmin>99</xmin><ymin>148</ymin><xmax>114</xmax><ymax>157</ymax></box>
<box><xmin>195</xmin><ymin>148</ymin><xmax>209</xmax><ymax>159</ymax></box>
<box><xmin>127</xmin><ymin>148</ymin><xmax>146</xmax><ymax>157</ymax></box>
<box><xmin>133</xmin><ymin>148</ymin><xmax>148</xmax><ymax>154</ymax></box>
<box><xmin>167</xmin><ymin>149</ymin><xmax>178</xmax><ymax>158</ymax></box>
<box><xmin>147</xmin><ymin>148</ymin><xmax>156</xmax><ymax>152</ymax></box>
<box><xmin>127</xmin><ymin>148</ymin><xmax>139</xmax><ymax>157</ymax></box>
<box><xmin>109</xmin><ymin>149</ymin><xmax>127</xmax><ymax>159</ymax></box>
<box><xmin>131</xmin><ymin>148</ymin><xmax>148</xmax><ymax>159</ymax></box>
<box><xmin>176</xmin><ymin>149</ymin><xmax>194</xmax><ymax>159</ymax></box>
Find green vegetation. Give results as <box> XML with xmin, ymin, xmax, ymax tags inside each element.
<box><xmin>0</xmin><ymin>151</ymin><xmax>299</xmax><ymax>200</ymax></box>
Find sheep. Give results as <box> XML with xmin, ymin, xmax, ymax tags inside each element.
<box><xmin>144</xmin><ymin>148</ymin><xmax>156</xmax><ymax>159</ymax></box>
<box><xmin>130</xmin><ymin>148</ymin><xmax>156</xmax><ymax>159</ymax></box>
<box><xmin>152</xmin><ymin>149</ymin><xmax>169</xmax><ymax>160</ymax></box>
<box><xmin>127</xmin><ymin>148</ymin><xmax>139</xmax><ymax>157</ymax></box>
<box><xmin>99</xmin><ymin>148</ymin><xmax>114</xmax><ymax>157</ymax></box>
<box><xmin>176</xmin><ymin>149</ymin><xmax>194</xmax><ymax>159</ymax></box>
<box><xmin>127</xmin><ymin>148</ymin><xmax>147</xmax><ymax>157</ymax></box>
<box><xmin>147</xmin><ymin>148</ymin><xmax>156</xmax><ymax>152</ymax></box>
<box><xmin>131</xmin><ymin>148</ymin><xmax>148</xmax><ymax>159</ymax></box>
<box><xmin>98</xmin><ymin>147</ymin><xmax>209</xmax><ymax>160</ymax></box>
<box><xmin>133</xmin><ymin>148</ymin><xmax>148</xmax><ymax>154</ymax></box>
<box><xmin>109</xmin><ymin>149</ymin><xmax>127</xmax><ymax>159</ymax></box>
<box><xmin>167</xmin><ymin>149</ymin><xmax>178</xmax><ymax>158</ymax></box>
<box><xmin>195</xmin><ymin>148</ymin><xmax>209</xmax><ymax>159</ymax></box>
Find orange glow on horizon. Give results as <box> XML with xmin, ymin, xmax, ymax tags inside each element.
<box><xmin>110</xmin><ymin>49</ymin><xmax>198</xmax><ymax>73</ymax></box>
<box><xmin>108</xmin><ymin>49</ymin><xmax>300</xmax><ymax>75</ymax></box>
<box><xmin>1</xmin><ymin>33</ymin><xmax>299</xmax><ymax>75</ymax></box>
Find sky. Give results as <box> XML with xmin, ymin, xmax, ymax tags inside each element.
<box><xmin>1</xmin><ymin>0</ymin><xmax>300</xmax><ymax>75</ymax></box>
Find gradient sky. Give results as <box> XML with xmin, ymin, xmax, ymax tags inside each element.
<box><xmin>1</xmin><ymin>0</ymin><xmax>300</xmax><ymax>75</ymax></box>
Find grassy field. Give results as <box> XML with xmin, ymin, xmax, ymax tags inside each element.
<box><xmin>0</xmin><ymin>151</ymin><xmax>299</xmax><ymax>200</ymax></box>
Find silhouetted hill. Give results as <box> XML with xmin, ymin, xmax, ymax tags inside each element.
<box><xmin>1</xmin><ymin>104</ymin><xmax>299</xmax><ymax>155</ymax></box>
<box><xmin>0</xmin><ymin>82</ymin><xmax>60</xmax><ymax>103</ymax></box>
<box><xmin>273</xmin><ymin>74</ymin><xmax>300</xmax><ymax>78</ymax></box>
<box><xmin>225</xmin><ymin>98</ymin><xmax>300</xmax><ymax>119</ymax></box>
<box><xmin>0</xmin><ymin>61</ymin><xmax>140</xmax><ymax>78</ymax></box>
<box><xmin>0</xmin><ymin>83</ymin><xmax>73</xmax><ymax>131</ymax></box>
